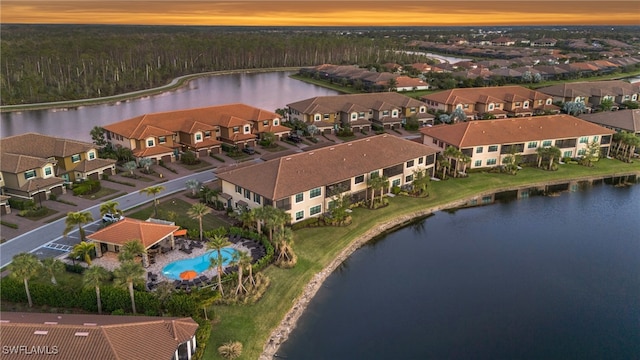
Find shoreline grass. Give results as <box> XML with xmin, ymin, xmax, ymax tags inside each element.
<box><xmin>204</xmin><ymin>159</ymin><xmax>640</xmax><ymax>359</ymax></box>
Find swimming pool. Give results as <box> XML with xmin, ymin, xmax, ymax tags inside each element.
<box><xmin>162</xmin><ymin>247</ymin><xmax>239</xmax><ymax>280</ymax></box>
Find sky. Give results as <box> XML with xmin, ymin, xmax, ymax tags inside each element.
<box><xmin>1</xmin><ymin>1</ymin><xmax>639</xmax><ymax>27</ymax></box>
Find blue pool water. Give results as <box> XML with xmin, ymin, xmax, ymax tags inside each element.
<box><xmin>162</xmin><ymin>248</ymin><xmax>238</xmax><ymax>280</ymax></box>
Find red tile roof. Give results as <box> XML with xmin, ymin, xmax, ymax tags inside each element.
<box><xmin>422</xmin><ymin>85</ymin><xmax>551</xmax><ymax>105</ymax></box>
<box><xmin>420</xmin><ymin>115</ymin><xmax>615</xmax><ymax>147</ymax></box>
<box><xmin>87</xmin><ymin>218</ymin><xmax>179</xmax><ymax>248</ymax></box>
<box><xmin>0</xmin><ymin>133</ymin><xmax>96</xmax><ymax>159</ymax></box>
<box><xmin>216</xmin><ymin>134</ymin><xmax>438</xmax><ymax>200</ymax></box>
<box><xmin>0</xmin><ymin>312</ymin><xmax>198</xmax><ymax>360</ymax></box>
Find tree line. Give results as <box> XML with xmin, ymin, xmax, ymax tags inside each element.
<box><xmin>0</xmin><ymin>25</ymin><xmax>431</xmax><ymax>105</ymax></box>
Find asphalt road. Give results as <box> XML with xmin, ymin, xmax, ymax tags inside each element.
<box><xmin>0</xmin><ymin>171</ymin><xmax>214</xmax><ymax>267</ymax></box>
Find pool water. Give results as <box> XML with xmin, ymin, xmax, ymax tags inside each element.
<box><xmin>162</xmin><ymin>247</ymin><xmax>238</xmax><ymax>280</ymax></box>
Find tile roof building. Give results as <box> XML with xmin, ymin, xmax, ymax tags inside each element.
<box><xmin>421</xmin><ymin>85</ymin><xmax>559</xmax><ymax>120</ymax></box>
<box><xmin>536</xmin><ymin>80</ymin><xmax>640</xmax><ymax>112</ymax></box>
<box><xmin>103</xmin><ymin>103</ymin><xmax>288</xmax><ymax>162</ymax></box>
<box><xmin>421</xmin><ymin>114</ymin><xmax>615</xmax><ymax>170</ymax></box>
<box><xmin>0</xmin><ymin>312</ymin><xmax>198</xmax><ymax>360</ymax></box>
<box><xmin>287</xmin><ymin>92</ymin><xmax>435</xmax><ymax>133</ymax></box>
<box><xmin>580</xmin><ymin>109</ymin><xmax>640</xmax><ymax>135</ymax></box>
<box><xmin>0</xmin><ymin>133</ymin><xmax>116</xmax><ymax>203</ymax></box>
<box><xmin>216</xmin><ymin>134</ymin><xmax>439</xmax><ymax>223</ymax></box>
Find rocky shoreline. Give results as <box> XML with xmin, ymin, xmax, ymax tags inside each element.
<box><xmin>258</xmin><ymin>197</ymin><xmax>470</xmax><ymax>360</ymax></box>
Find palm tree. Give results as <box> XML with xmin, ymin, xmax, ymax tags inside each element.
<box><xmin>99</xmin><ymin>200</ymin><xmax>122</xmax><ymax>218</ymax></box>
<box><xmin>83</xmin><ymin>266</ymin><xmax>110</xmax><ymax>314</ymax></box>
<box><xmin>438</xmin><ymin>158</ymin><xmax>450</xmax><ymax>180</ymax></box>
<box><xmin>536</xmin><ymin>147</ymin><xmax>548</xmax><ymax>168</ymax></box>
<box><xmin>140</xmin><ymin>185</ymin><xmax>165</xmax><ymax>218</ymax></box>
<box><xmin>188</xmin><ymin>202</ymin><xmax>212</xmax><ymax>241</ymax></box>
<box><xmin>251</xmin><ymin>207</ymin><xmax>266</xmax><ymax>234</ymax></box>
<box><xmin>459</xmin><ymin>153</ymin><xmax>472</xmax><ymax>175</ymax></box>
<box><xmin>235</xmin><ymin>251</ymin><xmax>253</xmax><ymax>295</ymax></box>
<box><xmin>71</xmin><ymin>241</ymin><xmax>96</xmax><ymax>265</ymax></box>
<box><xmin>238</xmin><ymin>208</ymin><xmax>255</xmax><ymax>230</ymax></box>
<box><xmin>207</xmin><ymin>234</ymin><xmax>231</xmax><ymax>296</ymax></box>
<box><xmin>275</xmin><ymin>228</ymin><xmax>295</xmax><ymax>263</ymax></box>
<box><xmin>123</xmin><ymin>160</ymin><xmax>137</xmax><ymax>176</ymax></box>
<box><xmin>377</xmin><ymin>175</ymin><xmax>389</xmax><ymax>204</ymax></box>
<box><xmin>40</xmin><ymin>258</ymin><xmax>65</xmax><ymax>285</ymax></box>
<box><xmin>443</xmin><ymin>146</ymin><xmax>460</xmax><ymax>178</ymax></box>
<box><xmin>547</xmin><ymin>146</ymin><xmax>562</xmax><ymax>170</ymax></box>
<box><xmin>185</xmin><ymin>179</ymin><xmax>202</xmax><ymax>197</ymax></box>
<box><xmin>411</xmin><ymin>169</ymin><xmax>430</xmax><ymax>196</ymax></box>
<box><xmin>367</xmin><ymin>173</ymin><xmax>381</xmax><ymax>209</ymax></box>
<box><xmin>138</xmin><ymin>157</ymin><xmax>153</xmax><ymax>173</ymax></box>
<box><xmin>118</xmin><ymin>239</ymin><xmax>146</xmax><ymax>263</ymax></box>
<box><xmin>9</xmin><ymin>253</ymin><xmax>41</xmax><ymax>307</ymax></box>
<box><xmin>63</xmin><ymin>211</ymin><xmax>93</xmax><ymax>242</ymax></box>
<box><xmin>114</xmin><ymin>260</ymin><xmax>145</xmax><ymax>314</ymax></box>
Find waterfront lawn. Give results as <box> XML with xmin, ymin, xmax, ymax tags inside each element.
<box><xmin>205</xmin><ymin>158</ymin><xmax>640</xmax><ymax>359</ymax></box>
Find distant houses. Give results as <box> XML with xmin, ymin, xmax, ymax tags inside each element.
<box><xmin>580</xmin><ymin>109</ymin><xmax>640</xmax><ymax>136</ymax></box>
<box><xmin>286</xmin><ymin>92</ymin><xmax>434</xmax><ymax>133</ymax></box>
<box><xmin>536</xmin><ymin>80</ymin><xmax>640</xmax><ymax>112</ymax></box>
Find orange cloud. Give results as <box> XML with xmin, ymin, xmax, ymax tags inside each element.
<box><xmin>1</xmin><ymin>1</ymin><xmax>638</xmax><ymax>26</ymax></box>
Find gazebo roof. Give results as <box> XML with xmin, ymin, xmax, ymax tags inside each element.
<box><xmin>87</xmin><ymin>218</ymin><xmax>179</xmax><ymax>249</ymax></box>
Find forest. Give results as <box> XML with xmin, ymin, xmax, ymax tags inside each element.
<box><xmin>0</xmin><ymin>25</ymin><xmax>433</xmax><ymax>105</ymax></box>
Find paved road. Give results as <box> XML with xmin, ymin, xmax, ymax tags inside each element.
<box><xmin>0</xmin><ymin>171</ymin><xmax>214</xmax><ymax>267</ymax></box>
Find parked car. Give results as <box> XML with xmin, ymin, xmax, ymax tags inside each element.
<box><xmin>242</xmin><ymin>146</ymin><xmax>255</xmax><ymax>155</ymax></box>
<box><xmin>288</xmin><ymin>133</ymin><xmax>302</xmax><ymax>143</ymax></box>
<box><xmin>102</xmin><ymin>213</ymin><xmax>124</xmax><ymax>223</ymax></box>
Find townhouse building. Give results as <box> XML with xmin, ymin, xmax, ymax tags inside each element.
<box><xmin>215</xmin><ymin>135</ymin><xmax>439</xmax><ymax>223</ymax></box>
<box><xmin>0</xmin><ymin>133</ymin><xmax>116</xmax><ymax>201</ymax></box>
<box><xmin>580</xmin><ymin>109</ymin><xmax>640</xmax><ymax>136</ymax></box>
<box><xmin>536</xmin><ymin>80</ymin><xmax>640</xmax><ymax>112</ymax></box>
<box><xmin>421</xmin><ymin>115</ymin><xmax>615</xmax><ymax>170</ymax></box>
<box><xmin>421</xmin><ymin>85</ymin><xmax>559</xmax><ymax>120</ymax></box>
<box><xmin>103</xmin><ymin>103</ymin><xmax>289</xmax><ymax>162</ymax></box>
<box><xmin>287</xmin><ymin>92</ymin><xmax>434</xmax><ymax>133</ymax></box>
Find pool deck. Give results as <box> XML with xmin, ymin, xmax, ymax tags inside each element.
<box><xmin>91</xmin><ymin>240</ymin><xmax>252</xmax><ymax>284</ymax></box>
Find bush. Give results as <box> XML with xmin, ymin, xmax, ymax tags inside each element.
<box><xmin>218</xmin><ymin>341</ymin><xmax>243</xmax><ymax>360</ymax></box>
<box><xmin>72</xmin><ymin>179</ymin><xmax>101</xmax><ymax>195</ymax></box>
<box><xmin>181</xmin><ymin>151</ymin><xmax>200</xmax><ymax>165</ymax></box>
<box><xmin>191</xmin><ymin>317</ymin><xmax>213</xmax><ymax>360</ymax></box>
<box><xmin>8</xmin><ymin>198</ymin><xmax>35</xmax><ymax>210</ymax></box>
<box><xmin>1</xmin><ymin>220</ymin><xmax>18</xmax><ymax>229</ymax></box>
<box><xmin>48</xmin><ymin>193</ymin><xmax>57</xmax><ymax>201</ymax></box>
<box><xmin>391</xmin><ymin>185</ymin><xmax>402</xmax><ymax>195</ymax></box>
<box><xmin>211</xmin><ymin>154</ymin><xmax>226</xmax><ymax>162</ymax></box>
<box><xmin>290</xmin><ymin>217</ymin><xmax>321</xmax><ymax>230</ymax></box>
<box><xmin>18</xmin><ymin>207</ymin><xmax>48</xmax><ymax>217</ymax></box>
<box><xmin>65</xmin><ymin>263</ymin><xmax>86</xmax><ymax>274</ymax></box>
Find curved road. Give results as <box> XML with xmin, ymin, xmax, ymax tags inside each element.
<box><xmin>0</xmin><ymin>171</ymin><xmax>214</xmax><ymax>267</ymax></box>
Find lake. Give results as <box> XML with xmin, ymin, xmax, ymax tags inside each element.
<box><xmin>278</xmin><ymin>182</ymin><xmax>640</xmax><ymax>360</ymax></box>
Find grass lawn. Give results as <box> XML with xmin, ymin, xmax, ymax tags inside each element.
<box><xmin>19</xmin><ymin>207</ymin><xmax>59</xmax><ymax>221</ymax></box>
<box><xmin>179</xmin><ymin>159</ymin><xmax>215</xmax><ymax>171</ymax></box>
<box><xmin>260</xmin><ymin>144</ymin><xmax>289</xmax><ymax>153</ymax></box>
<box><xmin>77</xmin><ymin>186</ymin><xmax>120</xmax><ymax>200</ymax></box>
<box><xmin>125</xmin><ymin>197</ymin><xmax>233</xmax><ymax>231</ymax></box>
<box><xmin>204</xmin><ymin>158</ymin><xmax>640</xmax><ymax>360</ymax></box>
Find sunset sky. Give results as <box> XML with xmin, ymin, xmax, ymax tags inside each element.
<box><xmin>1</xmin><ymin>1</ymin><xmax>639</xmax><ymax>27</ymax></box>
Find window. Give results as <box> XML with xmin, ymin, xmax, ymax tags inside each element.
<box><xmin>158</xmin><ymin>136</ymin><xmax>166</xmax><ymax>144</ymax></box>
<box><xmin>244</xmin><ymin>126</ymin><xmax>250</xmax><ymax>133</ymax></box>
<box><xmin>295</xmin><ymin>211</ymin><xmax>304</xmax><ymax>221</ymax></box>
<box><xmin>71</xmin><ymin>154</ymin><xmax>81</xmax><ymax>163</ymax></box>
<box><xmin>235</xmin><ymin>185</ymin><xmax>242</xmax><ymax>194</ymax></box>
<box><xmin>410</xmin><ymin>107</ymin><xmax>416</xmax><ymax>113</ymax></box>
<box><xmin>351</xmin><ymin>113</ymin><xmax>357</xmax><ymax>120</ymax></box>
<box><xmin>546</xmin><ymin>99</ymin><xmax>552</xmax><ymax>105</ymax></box>
<box><xmin>314</xmin><ymin>114</ymin><xmax>321</xmax><ymax>121</ymax></box>
<box><xmin>405</xmin><ymin>174</ymin><xmax>414</xmax><ymax>182</ymax></box>
<box><xmin>488</xmin><ymin>145</ymin><xmax>498</xmax><ymax>152</ymax></box>
<box><xmin>44</xmin><ymin>167</ymin><xmax>52</xmax><ymax>176</ymax></box>
<box><xmin>233</xmin><ymin>127</ymin><xmax>240</xmax><ymax>133</ymax></box>
<box><xmin>579</xmin><ymin>137</ymin><xmax>588</xmax><ymax>144</ymax></box>
<box><xmin>392</xmin><ymin>110</ymin><xmax>398</xmax><ymax>117</ymax></box>
<box><xmin>382</xmin><ymin>110</ymin><xmax>389</xmax><ymax>116</ymax></box>
<box><xmin>254</xmin><ymin>193</ymin><xmax>261</xmax><ymax>204</ymax></box>
<box><xmin>370</xmin><ymin>170</ymin><xmax>379</xmax><ymax>178</ymax></box>
<box><xmin>487</xmin><ymin>158</ymin><xmax>497</xmax><ymax>165</ymax></box>
<box><xmin>204</xmin><ymin>131</ymin><xmax>211</xmax><ymax>138</ymax></box>
<box><xmin>24</xmin><ymin>170</ymin><xmax>36</xmax><ymax>180</ymax></box>
<box><xmin>195</xmin><ymin>133</ymin><xmax>202</xmax><ymax>141</ymax></box>
<box><xmin>406</xmin><ymin>160</ymin><xmax>415</xmax><ymax>168</ymax></box>
<box><xmin>488</xmin><ymin>103</ymin><xmax>494</xmax><ymax>111</ymax></box>
<box><xmin>420</xmin><ymin>107</ymin><xmax>426</xmax><ymax>113</ymax></box>
<box><xmin>263</xmin><ymin>120</ymin><xmax>269</xmax><ymax>126</ymax></box>
<box><xmin>578</xmin><ymin>149</ymin><xmax>586</xmax><ymax>156</ymax></box>
<box><xmin>542</xmin><ymin>140</ymin><xmax>552</xmax><ymax>147</ymax></box>
<box><xmin>310</xmin><ymin>187</ymin><xmax>321</xmax><ymax>198</ymax></box>
<box><xmin>147</xmin><ymin>139</ymin><xmax>154</xmax><ymax>147</ymax></box>
<box><xmin>310</xmin><ymin>205</ymin><xmax>321</xmax><ymax>216</ymax></box>
<box><xmin>418</xmin><ymin>157</ymin><xmax>424</xmax><ymax>164</ymax></box>
<box><xmin>295</xmin><ymin>193</ymin><xmax>304</xmax><ymax>203</ymax></box>
<box><xmin>88</xmin><ymin>151</ymin><xmax>96</xmax><ymax>160</ymax></box>
<box><xmin>244</xmin><ymin>189</ymin><xmax>251</xmax><ymax>199</ymax></box>
<box><xmin>593</xmin><ymin>136</ymin><xmax>599</xmax><ymax>142</ymax></box>
<box><xmin>358</xmin><ymin>112</ymin><xmax>365</xmax><ymax>118</ymax></box>
<box><xmin>564</xmin><ymin>151</ymin><xmax>573</xmax><ymax>158</ymax></box>
<box><xmin>274</xmin><ymin>119</ymin><xmax>279</xmax><ymax>126</ymax></box>
<box><xmin>392</xmin><ymin>179</ymin><xmax>401</xmax><ymax>187</ymax></box>
<box><xmin>528</xmin><ymin>141</ymin><xmax>538</xmax><ymax>149</ymax></box>
<box><xmin>515</xmin><ymin>102</ymin><xmax>521</xmax><ymax>107</ymax></box>
<box><xmin>523</xmin><ymin>101</ymin><xmax>529</xmax><ymax>109</ymax></box>
<box><xmin>355</xmin><ymin>175</ymin><xmax>365</xmax><ymax>184</ymax></box>
<box><xmin>324</xmin><ymin>114</ymin><xmax>330</xmax><ymax>120</ymax></box>
<box><xmin>475</xmin><ymin>160</ymin><xmax>482</xmax><ymax>167</ymax></box>
<box><xmin>476</xmin><ymin>146</ymin><xmax>483</xmax><ymax>154</ymax></box>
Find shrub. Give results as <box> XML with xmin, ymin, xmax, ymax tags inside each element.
<box><xmin>391</xmin><ymin>185</ymin><xmax>402</xmax><ymax>195</ymax></box>
<box><xmin>65</xmin><ymin>263</ymin><xmax>86</xmax><ymax>274</ymax></box>
<box><xmin>211</xmin><ymin>154</ymin><xmax>226</xmax><ymax>162</ymax></box>
<box><xmin>290</xmin><ymin>217</ymin><xmax>321</xmax><ymax>230</ymax></box>
<box><xmin>1</xmin><ymin>220</ymin><xmax>18</xmax><ymax>229</ymax></box>
<box><xmin>181</xmin><ymin>151</ymin><xmax>200</xmax><ymax>165</ymax></box>
<box><xmin>191</xmin><ymin>317</ymin><xmax>213</xmax><ymax>360</ymax></box>
<box><xmin>72</xmin><ymin>180</ymin><xmax>101</xmax><ymax>195</ymax></box>
<box><xmin>48</xmin><ymin>193</ymin><xmax>57</xmax><ymax>201</ymax></box>
<box><xmin>166</xmin><ymin>294</ymin><xmax>199</xmax><ymax>317</ymax></box>
<box><xmin>18</xmin><ymin>207</ymin><xmax>48</xmax><ymax>217</ymax></box>
<box><xmin>8</xmin><ymin>198</ymin><xmax>35</xmax><ymax>210</ymax></box>
<box><xmin>218</xmin><ymin>341</ymin><xmax>243</xmax><ymax>360</ymax></box>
